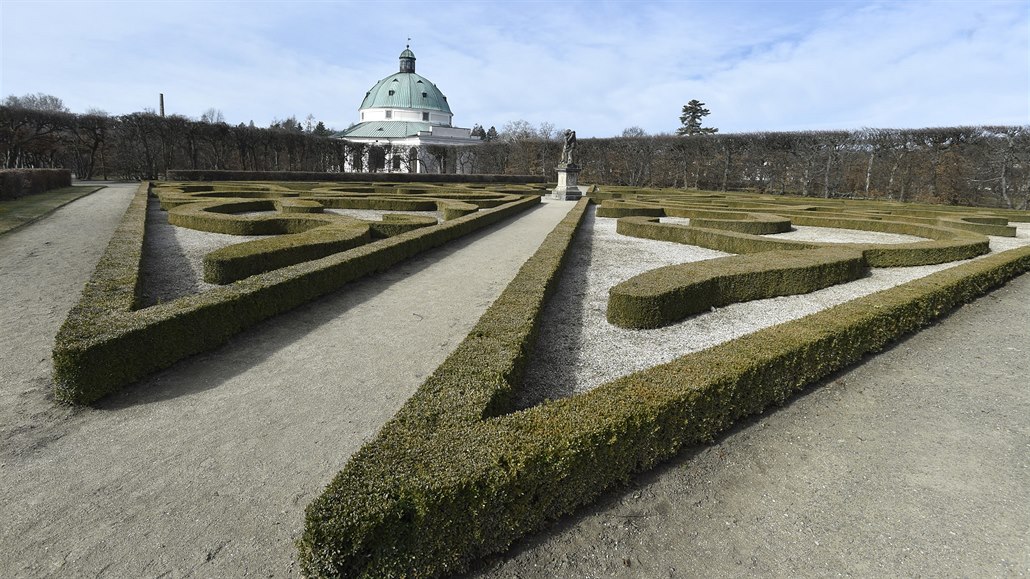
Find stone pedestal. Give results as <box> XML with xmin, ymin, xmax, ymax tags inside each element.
<box><xmin>552</xmin><ymin>164</ymin><xmax>582</xmax><ymax>200</ymax></box>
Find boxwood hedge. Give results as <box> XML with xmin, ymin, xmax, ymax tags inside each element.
<box><xmin>607</xmin><ymin>247</ymin><xmax>869</xmax><ymax>329</ymax></box>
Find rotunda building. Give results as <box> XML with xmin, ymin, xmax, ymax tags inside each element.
<box><xmin>334</xmin><ymin>46</ymin><xmax>480</xmax><ymax>173</ymax></box>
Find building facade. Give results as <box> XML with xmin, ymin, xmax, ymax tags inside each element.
<box><xmin>333</xmin><ymin>46</ymin><xmax>480</xmax><ymax>173</ymax></box>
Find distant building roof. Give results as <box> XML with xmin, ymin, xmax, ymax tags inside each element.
<box><xmin>334</xmin><ymin>121</ymin><xmax>431</xmax><ymax>139</ymax></box>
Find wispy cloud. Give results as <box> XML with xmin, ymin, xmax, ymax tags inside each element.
<box><xmin>2</xmin><ymin>0</ymin><xmax>1025</xmax><ymax>137</ymax></box>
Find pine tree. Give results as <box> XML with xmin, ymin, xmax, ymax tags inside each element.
<box><xmin>486</xmin><ymin>126</ymin><xmax>498</xmax><ymax>142</ymax></box>
<box><xmin>471</xmin><ymin>124</ymin><xmax>486</xmax><ymax>139</ymax></box>
<box><xmin>677</xmin><ymin>100</ymin><xmax>718</xmax><ymax>136</ymax></box>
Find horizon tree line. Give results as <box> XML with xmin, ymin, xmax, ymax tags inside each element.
<box><xmin>2</xmin><ymin>93</ymin><xmax>1027</xmax><ymax>209</ymax></box>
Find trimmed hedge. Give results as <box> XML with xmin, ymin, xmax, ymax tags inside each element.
<box><xmin>204</xmin><ymin>223</ymin><xmax>372</xmax><ymax>284</ymax></box>
<box><xmin>203</xmin><ymin>214</ymin><xmax>439</xmax><ymax>284</ymax></box>
<box><xmin>299</xmin><ymin>212</ymin><xmax>1030</xmax><ymax>577</ymax></box>
<box><xmin>936</xmin><ymin>215</ymin><xmax>1016</xmax><ymax>237</ymax></box>
<box><xmin>616</xmin><ymin>215</ymin><xmax>991</xmax><ymax>267</ymax></box>
<box><xmin>607</xmin><ymin>247</ymin><xmax>868</xmax><ymax>329</ymax></box>
<box><xmin>168</xmin><ymin>199</ymin><xmax>339</xmax><ymax>235</ymax></box>
<box><xmin>166</xmin><ymin>170</ymin><xmax>546</xmax><ymax>184</ymax></box>
<box><xmin>0</xmin><ymin>168</ymin><xmax>72</xmax><ymax>200</ymax></box>
<box><xmin>52</xmin><ymin>184</ymin><xmax>541</xmax><ymax>404</ymax></box>
<box><xmin>594</xmin><ymin>201</ymin><xmax>664</xmax><ymax>218</ymax></box>
<box><xmin>156</xmin><ymin>183</ymin><xmax>519</xmax><ymax>282</ymax></box>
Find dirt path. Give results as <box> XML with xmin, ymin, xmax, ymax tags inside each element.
<box><xmin>471</xmin><ymin>272</ymin><xmax>1030</xmax><ymax>578</ymax></box>
<box><xmin>0</xmin><ymin>192</ymin><xmax>574</xmax><ymax>577</ymax></box>
<box><xmin>0</xmin><ymin>184</ymin><xmax>136</xmax><ymax>451</ymax></box>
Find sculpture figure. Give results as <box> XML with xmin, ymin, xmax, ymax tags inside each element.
<box><xmin>561</xmin><ymin>129</ymin><xmax>577</xmax><ymax>166</ymax></box>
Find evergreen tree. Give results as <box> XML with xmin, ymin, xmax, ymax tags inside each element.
<box><xmin>470</xmin><ymin>124</ymin><xmax>486</xmax><ymax>139</ymax></box>
<box><xmin>486</xmin><ymin>126</ymin><xmax>498</xmax><ymax>142</ymax></box>
<box><xmin>677</xmin><ymin>99</ymin><xmax>718</xmax><ymax>136</ymax></box>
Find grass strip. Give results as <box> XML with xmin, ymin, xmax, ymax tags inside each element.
<box><xmin>0</xmin><ymin>185</ymin><xmax>104</xmax><ymax>235</ymax></box>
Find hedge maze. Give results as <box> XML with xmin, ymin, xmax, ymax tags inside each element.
<box><xmin>296</xmin><ymin>188</ymin><xmax>1030</xmax><ymax>577</ymax></box>
<box><xmin>51</xmin><ymin>181</ymin><xmax>1030</xmax><ymax>577</ymax></box>
<box><xmin>52</xmin><ymin>180</ymin><xmax>547</xmax><ymax>404</ymax></box>
<box><xmin>597</xmin><ymin>189</ymin><xmax>1021</xmax><ymax>329</ymax></box>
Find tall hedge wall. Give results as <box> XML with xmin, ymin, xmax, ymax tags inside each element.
<box><xmin>0</xmin><ymin>168</ymin><xmax>72</xmax><ymax>200</ymax></box>
<box><xmin>167</xmin><ymin>170</ymin><xmax>547</xmax><ymax>184</ymax></box>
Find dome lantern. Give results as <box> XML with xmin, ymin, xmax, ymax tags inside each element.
<box><xmin>399</xmin><ymin>45</ymin><xmax>416</xmax><ymax>73</ymax></box>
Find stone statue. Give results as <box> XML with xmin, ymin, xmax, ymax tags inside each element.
<box><xmin>553</xmin><ymin>128</ymin><xmax>582</xmax><ymax>200</ymax></box>
<box><xmin>560</xmin><ymin>129</ymin><xmax>577</xmax><ymax>166</ymax></box>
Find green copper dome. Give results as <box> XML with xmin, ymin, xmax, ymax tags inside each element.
<box><xmin>359</xmin><ymin>72</ymin><xmax>452</xmax><ymax>114</ymax></box>
<box><xmin>358</xmin><ymin>46</ymin><xmax>452</xmax><ymax>115</ymax></box>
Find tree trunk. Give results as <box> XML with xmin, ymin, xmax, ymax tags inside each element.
<box><xmin>823</xmin><ymin>152</ymin><xmax>833</xmax><ymax>198</ymax></box>
<box><xmin>721</xmin><ymin>147</ymin><xmax>731</xmax><ymax>191</ymax></box>
<box><xmin>864</xmin><ymin>152</ymin><xmax>874</xmax><ymax>196</ymax></box>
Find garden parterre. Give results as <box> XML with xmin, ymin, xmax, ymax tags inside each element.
<box><xmin>52</xmin><ymin>180</ymin><xmax>547</xmax><ymax>404</ymax></box>
<box><xmin>297</xmin><ymin>188</ymin><xmax>1030</xmax><ymax>577</ymax></box>
<box><xmin>47</xmin><ymin>181</ymin><xmax>1030</xmax><ymax>577</ymax></box>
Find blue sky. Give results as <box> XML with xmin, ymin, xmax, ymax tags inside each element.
<box><xmin>1</xmin><ymin>0</ymin><xmax>1027</xmax><ymax>137</ymax></box>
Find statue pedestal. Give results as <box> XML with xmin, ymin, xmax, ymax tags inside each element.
<box><xmin>552</xmin><ymin>164</ymin><xmax>582</xmax><ymax>200</ymax></box>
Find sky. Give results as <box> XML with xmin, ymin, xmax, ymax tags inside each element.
<box><xmin>1</xmin><ymin>0</ymin><xmax>1027</xmax><ymax>138</ymax></box>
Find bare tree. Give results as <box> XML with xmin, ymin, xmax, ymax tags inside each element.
<box><xmin>4</xmin><ymin>93</ymin><xmax>69</xmax><ymax>112</ymax></box>
<box><xmin>200</xmin><ymin>108</ymin><xmax>225</xmax><ymax>124</ymax></box>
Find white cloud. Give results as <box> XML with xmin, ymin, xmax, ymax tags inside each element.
<box><xmin>1</xmin><ymin>0</ymin><xmax>1025</xmax><ymax>136</ymax></box>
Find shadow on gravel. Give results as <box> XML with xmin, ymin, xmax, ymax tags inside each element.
<box><xmin>515</xmin><ymin>209</ymin><xmax>595</xmax><ymax>409</ymax></box>
<box><xmin>139</xmin><ymin>199</ymin><xmax>200</xmax><ymax>306</ymax></box>
<box><xmin>97</xmin><ymin>202</ymin><xmax>553</xmax><ymax>409</ymax></box>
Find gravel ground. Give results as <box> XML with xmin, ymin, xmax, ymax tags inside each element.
<box><xmin>3</xmin><ymin>190</ymin><xmax>1026</xmax><ymax>577</ymax></box>
<box><xmin>324</xmin><ymin>208</ymin><xmax>444</xmax><ymax>222</ymax></box>
<box><xmin>140</xmin><ymin>199</ymin><xmax>263</xmax><ymax>305</ymax></box>
<box><xmin>518</xmin><ymin>211</ymin><xmax>1030</xmax><ymax>407</ymax></box>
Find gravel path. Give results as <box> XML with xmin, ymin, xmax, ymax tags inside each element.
<box><xmin>324</xmin><ymin>208</ymin><xmax>444</xmax><ymax>222</ymax></box>
<box><xmin>0</xmin><ymin>184</ymin><xmax>136</xmax><ymax>454</ymax></box>
<box><xmin>140</xmin><ymin>199</ymin><xmax>263</xmax><ymax>305</ymax></box>
<box><xmin>0</xmin><ymin>191</ymin><xmax>574</xmax><ymax>577</ymax></box>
